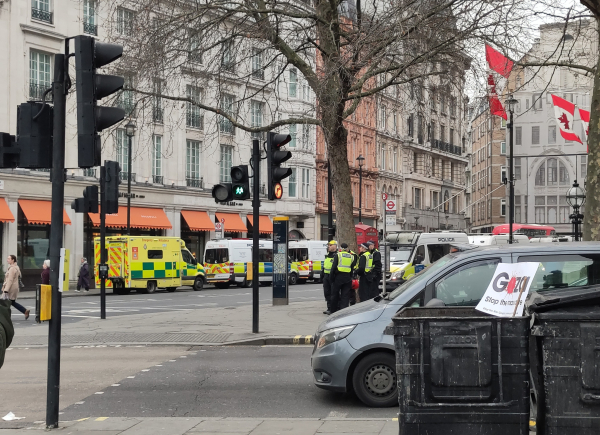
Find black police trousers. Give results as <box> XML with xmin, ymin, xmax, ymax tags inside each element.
<box><xmin>330</xmin><ymin>272</ymin><xmax>352</xmax><ymax>313</ymax></box>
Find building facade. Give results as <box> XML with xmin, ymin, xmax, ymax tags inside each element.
<box><xmin>0</xmin><ymin>0</ymin><xmax>317</xmax><ymax>286</ymax></box>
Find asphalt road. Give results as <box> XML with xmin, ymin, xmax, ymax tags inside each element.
<box><xmin>13</xmin><ymin>282</ymin><xmax>326</xmax><ymax>328</ymax></box>
<box><xmin>59</xmin><ymin>346</ymin><xmax>395</xmax><ymax>420</ymax></box>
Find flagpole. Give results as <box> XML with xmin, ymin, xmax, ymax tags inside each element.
<box><xmin>506</xmin><ymin>95</ymin><xmax>518</xmax><ymax>244</ymax></box>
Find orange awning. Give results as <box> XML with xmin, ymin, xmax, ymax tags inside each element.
<box><xmin>247</xmin><ymin>215</ymin><xmax>273</xmax><ymax>234</ymax></box>
<box><xmin>0</xmin><ymin>198</ymin><xmax>14</xmax><ymax>223</ymax></box>
<box><xmin>88</xmin><ymin>206</ymin><xmax>171</xmax><ymax>229</ymax></box>
<box><xmin>19</xmin><ymin>199</ymin><xmax>71</xmax><ymax>225</ymax></box>
<box><xmin>181</xmin><ymin>210</ymin><xmax>214</xmax><ymax>231</ymax></box>
<box><xmin>215</xmin><ymin>212</ymin><xmax>247</xmax><ymax>233</ymax></box>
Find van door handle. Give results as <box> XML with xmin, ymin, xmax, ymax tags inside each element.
<box><xmin>582</xmin><ymin>393</ymin><xmax>600</xmax><ymax>402</ymax></box>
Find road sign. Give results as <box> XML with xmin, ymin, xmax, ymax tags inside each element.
<box><xmin>386</xmin><ymin>215</ymin><xmax>396</xmax><ymax>226</ymax></box>
<box><xmin>221</xmin><ymin>218</ymin><xmax>225</xmax><ymax>223</ymax></box>
<box><xmin>382</xmin><ymin>192</ymin><xmax>388</xmax><ymax>201</ymax></box>
<box><xmin>215</xmin><ymin>223</ymin><xmax>222</xmax><ymax>231</ymax></box>
<box><xmin>386</xmin><ymin>200</ymin><xmax>397</xmax><ymax>213</ymax></box>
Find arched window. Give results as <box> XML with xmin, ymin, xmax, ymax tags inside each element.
<box><xmin>547</xmin><ymin>158</ymin><xmax>558</xmax><ymax>185</ymax></box>
<box><xmin>394</xmin><ymin>187</ymin><xmax>399</xmax><ymax>201</ymax></box>
<box><xmin>559</xmin><ymin>161</ymin><xmax>569</xmax><ymax>185</ymax></box>
<box><xmin>535</xmin><ymin>162</ymin><xmax>545</xmax><ymax>186</ymax></box>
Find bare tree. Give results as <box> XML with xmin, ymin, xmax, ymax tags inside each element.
<box><xmin>97</xmin><ymin>0</ymin><xmax>532</xmax><ymax>247</ymax></box>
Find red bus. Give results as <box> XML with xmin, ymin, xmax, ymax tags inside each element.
<box><xmin>492</xmin><ymin>224</ymin><xmax>556</xmax><ymax>239</ymax></box>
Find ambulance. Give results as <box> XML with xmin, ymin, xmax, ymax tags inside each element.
<box><xmin>203</xmin><ymin>240</ymin><xmax>274</xmax><ymax>288</ymax></box>
<box><xmin>94</xmin><ymin>236</ymin><xmax>206</xmax><ymax>295</ymax></box>
<box><xmin>288</xmin><ymin>240</ymin><xmax>329</xmax><ymax>284</ymax></box>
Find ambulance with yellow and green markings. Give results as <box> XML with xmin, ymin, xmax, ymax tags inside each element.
<box><xmin>94</xmin><ymin>236</ymin><xmax>206</xmax><ymax>295</ymax></box>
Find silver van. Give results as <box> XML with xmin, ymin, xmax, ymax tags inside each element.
<box><xmin>311</xmin><ymin>242</ymin><xmax>600</xmax><ymax>407</ymax></box>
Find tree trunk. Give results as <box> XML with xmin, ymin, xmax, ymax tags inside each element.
<box><xmin>583</xmin><ymin>16</ymin><xmax>600</xmax><ymax>241</ymax></box>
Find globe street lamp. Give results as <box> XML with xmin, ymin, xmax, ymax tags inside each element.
<box><xmin>505</xmin><ymin>95</ymin><xmax>519</xmax><ymax>244</ymax></box>
<box><xmin>125</xmin><ymin>120</ymin><xmax>136</xmax><ymax>235</ymax></box>
<box><xmin>356</xmin><ymin>154</ymin><xmax>365</xmax><ymax>223</ymax></box>
<box><xmin>566</xmin><ymin>180</ymin><xmax>586</xmax><ymax>241</ymax></box>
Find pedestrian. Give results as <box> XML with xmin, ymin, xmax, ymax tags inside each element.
<box><xmin>349</xmin><ymin>248</ymin><xmax>359</xmax><ymax>305</ymax></box>
<box><xmin>329</xmin><ymin>243</ymin><xmax>356</xmax><ymax>312</ymax></box>
<box><xmin>356</xmin><ymin>244</ymin><xmax>373</xmax><ymax>302</ymax></box>
<box><xmin>41</xmin><ymin>259</ymin><xmax>50</xmax><ymax>285</ymax></box>
<box><xmin>367</xmin><ymin>240</ymin><xmax>382</xmax><ymax>299</ymax></box>
<box><xmin>76</xmin><ymin>257</ymin><xmax>90</xmax><ymax>292</ymax></box>
<box><xmin>322</xmin><ymin>240</ymin><xmax>338</xmax><ymax>315</ymax></box>
<box><xmin>1</xmin><ymin>255</ymin><xmax>29</xmax><ymax>320</ymax></box>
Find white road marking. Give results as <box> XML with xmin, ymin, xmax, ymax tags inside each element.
<box><xmin>141</xmin><ymin>369</ymin><xmax>150</xmax><ymax>372</ymax></box>
<box><xmin>127</xmin><ymin>376</ymin><xmax>135</xmax><ymax>379</ymax></box>
<box><xmin>94</xmin><ymin>392</ymin><xmax>104</xmax><ymax>395</ymax></box>
<box><xmin>111</xmin><ymin>384</ymin><xmax>120</xmax><ymax>387</ymax></box>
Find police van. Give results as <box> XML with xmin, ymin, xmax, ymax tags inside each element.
<box><xmin>384</xmin><ymin>231</ymin><xmax>469</xmax><ymax>289</ymax></box>
<box><xmin>288</xmin><ymin>240</ymin><xmax>329</xmax><ymax>284</ymax></box>
<box><xmin>94</xmin><ymin>236</ymin><xmax>206</xmax><ymax>295</ymax></box>
<box><xmin>203</xmin><ymin>240</ymin><xmax>274</xmax><ymax>288</ymax></box>
<box><xmin>468</xmin><ymin>234</ymin><xmax>530</xmax><ymax>245</ymax></box>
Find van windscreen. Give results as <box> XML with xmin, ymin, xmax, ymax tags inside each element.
<box><xmin>205</xmin><ymin>248</ymin><xmax>229</xmax><ymax>264</ymax></box>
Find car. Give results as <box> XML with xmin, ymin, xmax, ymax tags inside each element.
<box><xmin>311</xmin><ymin>242</ymin><xmax>600</xmax><ymax>407</ymax></box>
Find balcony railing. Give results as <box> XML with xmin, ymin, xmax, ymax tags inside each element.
<box><xmin>152</xmin><ymin>175</ymin><xmax>164</xmax><ymax>184</ymax></box>
<box><xmin>83</xmin><ymin>168</ymin><xmax>97</xmax><ymax>178</ymax></box>
<box><xmin>186</xmin><ymin>111</ymin><xmax>203</xmax><ymax>129</ymax></box>
<box><xmin>186</xmin><ymin>177</ymin><xmax>203</xmax><ymax>188</ymax></box>
<box><xmin>432</xmin><ymin>139</ymin><xmax>462</xmax><ymax>156</ymax></box>
<box><xmin>32</xmin><ymin>7</ymin><xmax>53</xmax><ymax>24</ymax></box>
<box><xmin>83</xmin><ymin>22</ymin><xmax>98</xmax><ymax>36</ymax></box>
<box><xmin>29</xmin><ymin>82</ymin><xmax>51</xmax><ymax>100</ymax></box>
<box><xmin>153</xmin><ymin>107</ymin><xmax>163</xmax><ymax>124</ymax></box>
<box><xmin>120</xmin><ymin>172</ymin><xmax>136</xmax><ymax>182</ymax></box>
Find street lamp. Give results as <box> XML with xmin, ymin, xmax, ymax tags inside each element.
<box><xmin>356</xmin><ymin>154</ymin><xmax>365</xmax><ymax>223</ymax></box>
<box><xmin>566</xmin><ymin>180</ymin><xmax>586</xmax><ymax>241</ymax></box>
<box><xmin>125</xmin><ymin>120</ymin><xmax>136</xmax><ymax>235</ymax></box>
<box><xmin>505</xmin><ymin>95</ymin><xmax>519</xmax><ymax>244</ymax></box>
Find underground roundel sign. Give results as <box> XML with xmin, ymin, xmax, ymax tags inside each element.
<box><xmin>386</xmin><ymin>200</ymin><xmax>396</xmax><ymax>212</ymax></box>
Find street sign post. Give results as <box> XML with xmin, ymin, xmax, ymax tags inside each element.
<box><xmin>215</xmin><ymin>222</ymin><xmax>222</xmax><ymax>239</ymax></box>
<box><xmin>272</xmin><ymin>217</ymin><xmax>289</xmax><ymax>306</ymax></box>
<box><xmin>386</xmin><ymin>200</ymin><xmax>397</xmax><ymax>213</ymax></box>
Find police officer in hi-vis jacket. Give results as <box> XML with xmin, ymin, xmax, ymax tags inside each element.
<box><xmin>322</xmin><ymin>240</ymin><xmax>338</xmax><ymax>315</ymax></box>
<box><xmin>330</xmin><ymin>243</ymin><xmax>358</xmax><ymax>312</ymax></box>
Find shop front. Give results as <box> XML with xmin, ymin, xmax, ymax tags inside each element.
<box><xmin>180</xmin><ymin>210</ymin><xmax>215</xmax><ymax>262</ymax></box>
<box><xmin>215</xmin><ymin>212</ymin><xmax>247</xmax><ymax>239</ymax></box>
<box><xmin>246</xmin><ymin>215</ymin><xmax>273</xmax><ymax>239</ymax></box>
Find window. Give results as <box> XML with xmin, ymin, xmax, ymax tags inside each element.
<box><xmin>221</xmin><ymin>40</ymin><xmax>235</xmax><ymax>71</ymax></box>
<box><xmin>581</xmin><ymin>156</ymin><xmax>587</xmax><ymax>179</ymax></box>
<box><xmin>516</xmin><ymin>127</ymin><xmax>522</xmax><ymax>145</ymax></box>
<box><xmin>115</xmin><ymin>129</ymin><xmax>130</xmax><ymax>174</ymax></box>
<box><xmin>500</xmin><ymin>141</ymin><xmax>506</xmax><ymax>155</ymax></box>
<box><xmin>449</xmin><ymin>128</ymin><xmax>454</xmax><ymax>145</ymax></box>
<box><xmin>219</xmin><ymin>94</ymin><xmax>235</xmax><ymax>134</ymax></box>
<box><xmin>407</xmin><ymin>115</ymin><xmax>414</xmax><ymax>137</ymax></box>
<box><xmin>188</xmin><ymin>30</ymin><xmax>202</xmax><ymax>63</ymax></box>
<box><xmin>186</xmin><ymin>86</ymin><xmax>203</xmax><ymax>129</ymax></box>
<box><xmin>518</xmin><ymin>254</ymin><xmax>600</xmax><ymax>292</ymax></box>
<box><xmin>515</xmin><ymin>157</ymin><xmax>522</xmax><ymax>180</ymax></box>
<box><xmin>302</xmin><ymin>125</ymin><xmax>310</xmax><ymax>149</ymax></box>
<box><xmin>434</xmin><ymin>259</ymin><xmax>501</xmax><ymax>306</ymax></box>
<box><xmin>532</xmin><ymin>126</ymin><xmax>540</xmax><ymax>145</ymax></box>
<box><xmin>559</xmin><ymin>161</ymin><xmax>569</xmax><ymax>185</ymax></box>
<box><xmin>117</xmin><ymin>7</ymin><xmax>135</xmax><ymax>36</ymax></box>
<box><xmin>301</xmin><ymin>168</ymin><xmax>310</xmax><ymax>199</ymax></box>
<box><xmin>559</xmin><ymin>196</ymin><xmax>570</xmax><ymax>223</ymax></box>
<box><xmin>440</xmin><ymin>125</ymin><xmax>445</xmax><ymax>142</ymax></box>
<box><xmin>548</xmin><ymin>125</ymin><xmax>556</xmax><ymax>144</ymax></box>
<box><xmin>380</xmin><ymin>145</ymin><xmax>386</xmax><ymax>170</ymax></box>
<box><xmin>251</xmin><ymin>48</ymin><xmax>264</xmax><ymax>80</ymax></box>
<box><xmin>205</xmin><ymin>248</ymin><xmax>229</xmax><ymax>264</ymax></box>
<box><xmin>533</xmin><ymin>93</ymin><xmax>542</xmax><ymax>110</ymax></box>
<box><xmin>432</xmin><ymin>157</ymin><xmax>437</xmax><ymax>177</ymax></box>
<box><xmin>432</xmin><ymin>191</ymin><xmax>440</xmax><ymax>209</ymax></box>
<box><xmin>393</xmin><ymin>147</ymin><xmax>398</xmax><ymax>172</ymax></box>
<box><xmin>250</xmin><ymin>100</ymin><xmax>263</xmax><ymax>139</ymax></box>
<box><xmin>83</xmin><ymin>0</ymin><xmax>97</xmax><ymax>35</ymax></box>
<box><xmin>181</xmin><ymin>250</ymin><xmax>196</xmax><ymax>265</ymax></box>
<box><xmin>450</xmin><ymin>162</ymin><xmax>455</xmax><ymax>182</ymax></box>
<box><xmin>501</xmin><ymin>199</ymin><xmax>506</xmax><ymax>216</ymax></box>
<box><xmin>186</xmin><ymin>140</ymin><xmax>201</xmax><ymax>182</ymax></box>
<box><xmin>219</xmin><ymin>145</ymin><xmax>233</xmax><ymax>182</ymax></box>
<box><xmin>147</xmin><ymin>250</ymin><xmax>163</xmax><ymax>260</ymax></box>
<box><xmin>117</xmin><ymin>75</ymin><xmax>135</xmax><ymax>116</ymax></box>
<box><xmin>547</xmin><ymin>196</ymin><xmax>557</xmax><ymax>223</ymax></box>
<box><xmin>393</xmin><ymin>111</ymin><xmax>397</xmax><ymax>133</ymax></box>
<box><xmin>501</xmin><ymin>166</ymin><xmax>507</xmax><ymax>184</ymax></box>
<box><xmin>379</xmin><ymin>105</ymin><xmax>387</xmax><ymax>129</ymax></box>
<box><xmin>32</xmin><ymin>0</ymin><xmax>52</xmax><ymax>23</ymax></box>
<box><xmin>535</xmin><ymin>196</ymin><xmax>545</xmax><ymax>223</ymax></box>
<box><xmin>413</xmin><ymin>188</ymin><xmax>422</xmax><ymax>209</ymax></box>
<box><xmin>547</xmin><ymin>158</ymin><xmax>557</xmax><ymax>185</ymax></box>
<box><xmin>289</xmin><ymin>68</ymin><xmax>297</xmax><ymax>98</ymax></box>
<box><xmin>152</xmin><ymin>135</ymin><xmax>162</xmax><ymax>178</ymax></box>
<box><xmin>413</xmin><ymin>152</ymin><xmax>419</xmax><ymax>173</ymax></box>
<box><xmin>501</xmin><ymin>119</ymin><xmax>507</xmax><ymax>129</ymax></box>
<box><xmin>288</xmin><ymin>124</ymin><xmax>297</xmax><ymax>148</ymax></box>
<box><xmin>288</xmin><ymin>168</ymin><xmax>297</xmax><ymax>197</ymax></box>
<box><xmin>29</xmin><ymin>50</ymin><xmax>51</xmax><ymax>100</ymax></box>
<box><xmin>535</xmin><ymin>162</ymin><xmax>545</xmax><ymax>186</ymax></box>
<box><xmin>153</xmin><ymin>79</ymin><xmax>163</xmax><ymax>123</ymax></box>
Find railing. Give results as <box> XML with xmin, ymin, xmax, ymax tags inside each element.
<box><xmin>120</xmin><ymin>172</ymin><xmax>136</xmax><ymax>182</ymax></box>
<box><xmin>432</xmin><ymin>139</ymin><xmax>462</xmax><ymax>156</ymax></box>
<box><xmin>153</xmin><ymin>107</ymin><xmax>163</xmax><ymax>124</ymax></box>
<box><xmin>29</xmin><ymin>82</ymin><xmax>51</xmax><ymax>100</ymax></box>
<box><xmin>186</xmin><ymin>177</ymin><xmax>203</xmax><ymax>188</ymax></box>
<box><xmin>152</xmin><ymin>175</ymin><xmax>164</xmax><ymax>184</ymax></box>
<box><xmin>186</xmin><ymin>111</ymin><xmax>203</xmax><ymax>129</ymax></box>
<box><xmin>83</xmin><ymin>22</ymin><xmax>98</xmax><ymax>36</ymax></box>
<box><xmin>32</xmin><ymin>7</ymin><xmax>53</xmax><ymax>24</ymax></box>
<box><xmin>83</xmin><ymin>168</ymin><xmax>97</xmax><ymax>178</ymax></box>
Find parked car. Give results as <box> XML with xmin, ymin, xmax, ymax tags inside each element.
<box><xmin>311</xmin><ymin>242</ymin><xmax>600</xmax><ymax>407</ymax></box>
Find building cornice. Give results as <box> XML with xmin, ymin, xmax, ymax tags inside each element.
<box><xmin>20</xmin><ymin>24</ymin><xmax>66</xmax><ymax>42</ymax></box>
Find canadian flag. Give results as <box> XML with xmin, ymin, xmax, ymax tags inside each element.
<box><xmin>551</xmin><ymin>94</ymin><xmax>583</xmax><ymax>144</ymax></box>
<box><xmin>579</xmin><ymin>108</ymin><xmax>590</xmax><ymax>140</ymax></box>
<box><xmin>485</xmin><ymin>45</ymin><xmax>514</xmax><ymax>120</ymax></box>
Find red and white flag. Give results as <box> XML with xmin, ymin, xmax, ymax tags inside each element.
<box><xmin>579</xmin><ymin>108</ymin><xmax>590</xmax><ymax>140</ymax></box>
<box><xmin>485</xmin><ymin>45</ymin><xmax>514</xmax><ymax>120</ymax></box>
<box><xmin>551</xmin><ymin>94</ymin><xmax>582</xmax><ymax>144</ymax></box>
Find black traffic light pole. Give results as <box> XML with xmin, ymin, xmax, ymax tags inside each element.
<box><xmin>252</xmin><ymin>139</ymin><xmax>260</xmax><ymax>333</ymax></box>
<box><xmin>46</xmin><ymin>51</ymin><xmax>66</xmax><ymax>429</ymax></box>
<box><xmin>100</xmin><ymin>165</ymin><xmax>107</xmax><ymax>319</ymax></box>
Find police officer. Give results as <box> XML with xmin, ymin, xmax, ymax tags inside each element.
<box><xmin>367</xmin><ymin>240</ymin><xmax>382</xmax><ymax>299</ymax></box>
<box><xmin>330</xmin><ymin>243</ymin><xmax>356</xmax><ymax>312</ymax></box>
<box><xmin>0</xmin><ymin>299</ymin><xmax>14</xmax><ymax>369</ymax></box>
<box><xmin>357</xmin><ymin>243</ymin><xmax>373</xmax><ymax>302</ymax></box>
<box><xmin>349</xmin><ymin>248</ymin><xmax>359</xmax><ymax>306</ymax></box>
<box><xmin>322</xmin><ymin>240</ymin><xmax>338</xmax><ymax>315</ymax></box>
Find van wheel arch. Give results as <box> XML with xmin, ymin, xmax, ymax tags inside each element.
<box><xmin>347</xmin><ymin>348</ymin><xmax>396</xmax><ymax>394</ymax></box>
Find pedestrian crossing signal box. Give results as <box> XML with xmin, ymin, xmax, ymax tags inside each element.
<box><xmin>35</xmin><ymin>284</ymin><xmax>52</xmax><ymax>323</ymax></box>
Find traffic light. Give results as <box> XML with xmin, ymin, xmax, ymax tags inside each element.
<box><xmin>0</xmin><ymin>133</ymin><xmax>19</xmax><ymax>169</ymax></box>
<box><xmin>16</xmin><ymin>102</ymin><xmax>53</xmax><ymax>168</ymax></box>
<box><xmin>104</xmin><ymin>160</ymin><xmax>120</xmax><ymax>214</ymax></box>
<box><xmin>74</xmin><ymin>35</ymin><xmax>125</xmax><ymax>168</ymax></box>
<box><xmin>267</xmin><ymin>132</ymin><xmax>292</xmax><ymax>200</ymax></box>
<box><xmin>71</xmin><ymin>185</ymin><xmax>99</xmax><ymax>213</ymax></box>
<box><xmin>231</xmin><ymin>165</ymin><xmax>250</xmax><ymax>200</ymax></box>
<box><xmin>211</xmin><ymin>183</ymin><xmax>233</xmax><ymax>203</ymax></box>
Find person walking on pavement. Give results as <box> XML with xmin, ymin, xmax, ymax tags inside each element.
<box><xmin>76</xmin><ymin>257</ymin><xmax>90</xmax><ymax>292</ymax></box>
<box><xmin>367</xmin><ymin>240</ymin><xmax>382</xmax><ymax>299</ymax></box>
<box><xmin>41</xmin><ymin>259</ymin><xmax>50</xmax><ymax>285</ymax></box>
<box><xmin>356</xmin><ymin>244</ymin><xmax>374</xmax><ymax>302</ymax></box>
<box><xmin>330</xmin><ymin>243</ymin><xmax>357</xmax><ymax>312</ymax></box>
<box><xmin>1</xmin><ymin>255</ymin><xmax>29</xmax><ymax>320</ymax></box>
<box><xmin>322</xmin><ymin>240</ymin><xmax>338</xmax><ymax>315</ymax></box>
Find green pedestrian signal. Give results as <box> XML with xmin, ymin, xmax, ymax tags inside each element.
<box><xmin>231</xmin><ymin>165</ymin><xmax>250</xmax><ymax>200</ymax></box>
